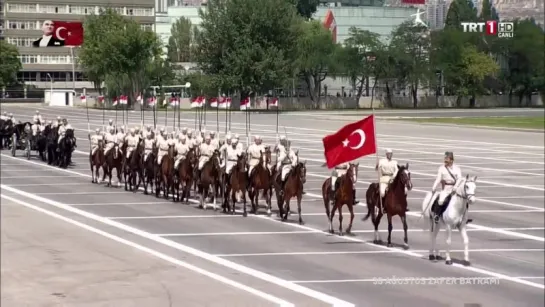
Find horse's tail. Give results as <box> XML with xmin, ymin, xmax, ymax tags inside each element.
<box><xmin>362</xmin><ymin>183</ymin><xmax>379</xmax><ymax>221</ymax></box>
<box><xmin>322</xmin><ymin>178</ymin><xmax>331</xmax><ymax>219</ymax></box>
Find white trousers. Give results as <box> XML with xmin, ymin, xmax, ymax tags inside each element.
<box><xmin>174</xmin><ymin>156</ymin><xmax>186</xmax><ymax>169</ymax></box>
<box><xmin>379</xmin><ymin>183</ymin><xmax>388</xmax><ymax>198</ymax></box>
<box><xmin>104</xmin><ymin>143</ymin><xmax>114</xmax><ymax>155</ymax></box>
<box><xmin>225</xmin><ymin>161</ymin><xmax>236</xmax><ymax>175</ymax></box>
<box><xmin>198</xmin><ymin>156</ymin><xmax>209</xmax><ymax>170</ymax></box>
<box><xmin>157</xmin><ymin>151</ymin><xmax>167</xmax><ymax>164</ymax></box>
<box><xmin>438</xmin><ymin>186</ymin><xmax>454</xmax><ymax>205</ymax></box>
<box><xmin>126</xmin><ymin>147</ymin><xmax>135</xmax><ymax>159</ymax></box>
<box><xmin>281</xmin><ymin>165</ymin><xmax>292</xmax><ymax>181</ymax></box>
<box><xmin>91</xmin><ymin>146</ymin><xmax>98</xmax><ymax>156</ymax></box>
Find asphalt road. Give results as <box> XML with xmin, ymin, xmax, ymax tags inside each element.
<box><xmin>1</xmin><ymin>105</ymin><xmax>544</xmax><ymax>307</ymax></box>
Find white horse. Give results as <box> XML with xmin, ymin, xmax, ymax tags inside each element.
<box><xmin>421</xmin><ymin>175</ymin><xmax>477</xmax><ymax>266</ymax></box>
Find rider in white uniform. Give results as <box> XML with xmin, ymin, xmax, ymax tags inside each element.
<box><xmin>125</xmin><ymin>128</ymin><xmax>139</xmax><ymax>159</ymax></box>
<box><xmin>58</xmin><ymin>119</ymin><xmax>69</xmax><ymax>144</ymax></box>
<box><xmin>116</xmin><ymin>126</ymin><xmax>126</xmax><ymax>148</ymax></box>
<box><xmin>186</xmin><ymin>129</ymin><xmax>195</xmax><ymax>149</ymax></box>
<box><xmin>104</xmin><ymin>126</ymin><xmax>116</xmax><ymax>156</ymax></box>
<box><xmin>224</xmin><ymin>137</ymin><xmax>242</xmax><ymax>177</ymax></box>
<box><xmin>33</xmin><ymin>110</ymin><xmax>44</xmax><ymax>125</ymax></box>
<box><xmin>209</xmin><ymin>131</ymin><xmax>219</xmax><ymax>150</ymax></box>
<box><xmin>107</xmin><ymin>119</ymin><xmax>115</xmax><ymax>131</ymax></box>
<box><xmin>31</xmin><ymin>118</ymin><xmax>42</xmax><ymax>136</ymax></box>
<box><xmin>431</xmin><ymin>151</ymin><xmax>465</xmax><ymax>223</ymax></box>
<box><xmin>198</xmin><ymin>135</ymin><xmax>214</xmax><ymax>171</ymax></box>
<box><xmin>8</xmin><ymin>113</ymin><xmax>16</xmax><ymax>124</ymax></box>
<box><xmin>142</xmin><ymin>125</ymin><xmax>153</xmax><ymax>139</ymax></box>
<box><xmin>52</xmin><ymin>116</ymin><xmax>61</xmax><ymax>128</ymax></box>
<box><xmin>276</xmin><ymin>138</ymin><xmax>298</xmax><ymax>193</ymax></box>
<box><xmin>174</xmin><ymin>135</ymin><xmax>189</xmax><ymax>170</ymax></box>
<box><xmin>219</xmin><ymin>134</ymin><xmax>232</xmax><ymax>167</ymax></box>
<box><xmin>331</xmin><ymin>161</ymin><xmax>358</xmax><ymax>203</ymax></box>
<box><xmin>89</xmin><ymin>128</ymin><xmax>103</xmax><ymax>156</ymax></box>
<box><xmin>376</xmin><ymin>148</ymin><xmax>398</xmax><ymax>212</ymax></box>
<box><xmin>156</xmin><ymin>129</ymin><xmax>170</xmax><ymax>166</ymax></box>
<box><xmin>143</xmin><ymin>132</ymin><xmax>154</xmax><ymax>163</ymax></box>
<box><xmin>234</xmin><ymin>134</ymin><xmax>244</xmax><ymax>151</ymax></box>
<box><xmin>246</xmin><ymin>135</ymin><xmax>266</xmax><ymax>178</ymax></box>
<box><xmin>0</xmin><ymin>112</ymin><xmax>7</xmax><ymax>120</ymax></box>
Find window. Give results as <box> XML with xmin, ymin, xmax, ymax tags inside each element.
<box><xmin>7</xmin><ymin>37</ymin><xmax>34</xmax><ymax>47</ymax></box>
<box><xmin>112</xmin><ymin>7</ymin><xmax>125</xmax><ymax>14</ymax></box>
<box><xmin>7</xmin><ymin>20</ymin><xmax>41</xmax><ymax>30</ymax></box>
<box><xmin>7</xmin><ymin>4</ymin><xmax>37</xmax><ymax>13</ymax></box>
<box><xmin>129</xmin><ymin>8</ymin><xmax>154</xmax><ymax>16</ymax></box>
<box><xmin>141</xmin><ymin>24</ymin><xmax>154</xmax><ymax>31</ymax></box>
<box><xmin>17</xmin><ymin>72</ymin><xmax>38</xmax><ymax>82</ymax></box>
<box><xmin>39</xmin><ymin>55</ymin><xmax>71</xmax><ymax>64</ymax></box>
<box><xmin>18</xmin><ymin>55</ymin><xmax>38</xmax><ymax>64</ymax></box>
<box><xmin>40</xmin><ymin>71</ymin><xmax>68</xmax><ymax>82</ymax></box>
<box><xmin>68</xmin><ymin>5</ymin><xmax>94</xmax><ymax>15</ymax></box>
<box><xmin>39</xmin><ymin>5</ymin><xmax>67</xmax><ymax>14</ymax></box>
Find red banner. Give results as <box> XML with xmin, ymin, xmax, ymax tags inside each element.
<box><xmin>402</xmin><ymin>0</ymin><xmax>426</xmax><ymax>4</ymax></box>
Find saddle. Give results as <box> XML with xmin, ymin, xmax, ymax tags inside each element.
<box><xmin>431</xmin><ymin>194</ymin><xmax>452</xmax><ymax>219</ymax></box>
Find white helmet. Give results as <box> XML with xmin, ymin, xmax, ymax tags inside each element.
<box><xmin>182</xmin><ymin>127</ymin><xmax>187</xmax><ymax>133</ymax></box>
<box><xmin>146</xmin><ymin>125</ymin><xmax>152</xmax><ymax>130</ymax></box>
<box><xmin>205</xmin><ymin>134</ymin><xmax>211</xmax><ymax>140</ymax></box>
<box><xmin>210</xmin><ymin>131</ymin><xmax>216</xmax><ymax>136</ymax></box>
<box><xmin>279</xmin><ymin>135</ymin><xmax>286</xmax><ymax>141</ymax></box>
<box><xmin>109</xmin><ymin>119</ymin><xmax>113</xmax><ymax>124</ymax></box>
<box><xmin>109</xmin><ymin>126</ymin><xmax>114</xmax><ymax>133</ymax></box>
<box><xmin>47</xmin><ymin>120</ymin><xmax>52</xmax><ymax>124</ymax></box>
<box><xmin>234</xmin><ymin>134</ymin><xmax>239</xmax><ymax>139</ymax></box>
<box><xmin>231</xmin><ymin>137</ymin><xmax>238</xmax><ymax>144</ymax></box>
<box><xmin>180</xmin><ymin>134</ymin><xmax>186</xmax><ymax>141</ymax></box>
<box><xmin>385</xmin><ymin>148</ymin><xmax>393</xmax><ymax>154</ymax></box>
<box><xmin>160</xmin><ymin>127</ymin><xmax>165</xmax><ymax>132</ymax></box>
<box><xmin>95</xmin><ymin>128</ymin><xmax>100</xmax><ymax>133</ymax></box>
<box><xmin>57</xmin><ymin>116</ymin><xmax>61</xmax><ymax>121</ymax></box>
<box><xmin>36</xmin><ymin>110</ymin><xmax>40</xmax><ymax>114</ymax></box>
<box><xmin>130</xmin><ymin>128</ymin><xmax>135</xmax><ymax>134</ymax></box>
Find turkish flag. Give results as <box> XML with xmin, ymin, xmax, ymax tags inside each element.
<box><xmin>323</xmin><ymin>115</ymin><xmax>377</xmax><ymax>169</ymax></box>
<box><xmin>53</xmin><ymin>21</ymin><xmax>84</xmax><ymax>46</ymax></box>
<box><xmin>401</xmin><ymin>0</ymin><xmax>425</xmax><ymax>4</ymax></box>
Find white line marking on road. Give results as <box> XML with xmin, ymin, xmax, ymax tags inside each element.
<box><xmin>108</xmin><ymin>215</ymin><xmax>247</xmax><ymax>219</ymax></box>
<box><xmin>1</xmin><ymin>175</ymin><xmax>81</xmax><ymax>179</ymax></box>
<box><xmin>215</xmin><ymin>248</ymin><xmax>545</xmax><ymax>257</ymax></box>
<box><xmin>7</xmin><ymin>182</ymin><xmax>90</xmax><ymax>187</ymax></box>
<box><xmin>289</xmin><ymin>276</ymin><xmax>545</xmax><ymax>284</ymax></box>
<box><xmin>2</xmin><ymin>153</ymin><xmax>543</xmax><ymax>291</ymax></box>
<box><xmin>0</xmin><ymin>194</ymin><xmax>294</xmax><ymax>307</ymax></box>
<box><xmin>36</xmin><ymin>191</ymin><xmax>126</xmax><ymax>195</ymax></box>
<box><xmin>158</xmin><ymin>231</ymin><xmax>319</xmax><ymax>237</ymax></box>
<box><xmin>0</xmin><ymin>183</ymin><xmax>355</xmax><ymax>307</ymax></box>
<box><xmin>70</xmin><ymin>202</ymin><xmax>176</xmax><ymax>206</ymax></box>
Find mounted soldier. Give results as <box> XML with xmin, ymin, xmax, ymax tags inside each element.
<box><xmin>276</xmin><ymin>136</ymin><xmax>297</xmax><ymax>195</ymax></box>
<box><xmin>174</xmin><ymin>134</ymin><xmax>189</xmax><ymax>171</ymax></box>
<box><xmin>209</xmin><ymin>131</ymin><xmax>220</xmax><ymax>150</ymax></box>
<box><xmin>52</xmin><ymin>116</ymin><xmax>61</xmax><ymax>128</ymax></box>
<box><xmin>33</xmin><ymin>110</ymin><xmax>44</xmax><ymax>125</ymax></box>
<box><xmin>89</xmin><ymin>128</ymin><xmax>103</xmax><ymax>156</ymax></box>
<box><xmin>116</xmin><ymin>126</ymin><xmax>126</xmax><ymax>148</ymax></box>
<box><xmin>104</xmin><ymin>126</ymin><xmax>116</xmax><ymax>156</ymax></box>
<box><xmin>57</xmin><ymin>118</ymin><xmax>73</xmax><ymax>145</ymax></box>
<box><xmin>376</xmin><ymin>148</ymin><xmax>399</xmax><ymax>213</ymax></box>
<box><xmin>181</xmin><ymin>127</ymin><xmax>188</xmax><ymax>138</ymax></box>
<box><xmin>219</xmin><ymin>133</ymin><xmax>232</xmax><ymax>164</ymax></box>
<box><xmin>107</xmin><ymin>119</ymin><xmax>115</xmax><ymax>131</ymax></box>
<box><xmin>197</xmin><ymin>135</ymin><xmax>214</xmax><ymax>173</ymax></box>
<box><xmin>143</xmin><ymin>130</ymin><xmax>155</xmax><ymax>163</ymax></box>
<box><xmin>31</xmin><ymin>118</ymin><xmax>42</xmax><ymax>137</ymax></box>
<box><xmin>156</xmin><ymin>128</ymin><xmax>170</xmax><ymax>167</ymax></box>
<box><xmin>0</xmin><ymin>111</ymin><xmax>8</xmax><ymax>120</ymax></box>
<box><xmin>142</xmin><ymin>125</ymin><xmax>152</xmax><ymax>139</ymax></box>
<box><xmin>430</xmin><ymin>151</ymin><xmax>471</xmax><ymax>224</ymax></box>
<box><xmin>186</xmin><ymin>129</ymin><xmax>195</xmax><ymax>149</ymax></box>
<box><xmin>125</xmin><ymin>128</ymin><xmax>139</xmax><ymax>160</ymax></box>
<box><xmin>8</xmin><ymin>113</ymin><xmax>17</xmax><ymax>124</ymax></box>
<box><xmin>224</xmin><ymin>136</ymin><xmax>241</xmax><ymax>180</ymax></box>
<box><xmin>234</xmin><ymin>134</ymin><xmax>243</xmax><ymax>151</ymax></box>
<box><xmin>331</xmin><ymin>161</ymin><xmax>358</xmax><ymax>204</ymax></box>
<box><xmin>247</xmin><ymin>135</ymin><xmax>265</xmax><ymax>179</ymax></box>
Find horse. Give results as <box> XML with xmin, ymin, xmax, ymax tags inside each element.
<box><xmin>198</xmin><ymin>150</ymin><xmax>221</xmax><ymax>210</ymax></box>
<box><xmin>89</xmin><ymin>140</ymin><xmax>105</xmax><ymax>184</ymax></box>
<box><xmin>224</xmin><ymin>152</ymin><xmax>248</xmax><ymax>216</ymax></box>
<box><xmin>35</xmin><ymin>128</ymin><xmax>47</xmax><ymax>161</ymax></box>
<box><xmin>275</xmin><ymin>159</ymin><xmax>307</xmax><ymax>224</ymax></box>
<box><xmin>248</xmin><ymin>146</ymin><xmax>273</xmax><ymax>215</ymax></box>
<box><xmin>421</xmin><ymin>175</ymin><xmax>477</xmax><ymax>266</ymax></box>
<box><xmin>57</xmin><ymin>129</ymin><xmax>76</xmax><ymax>168</ymax></box>
<box><xmin>142</xmin><ymin>145</ymin><xmax>156</xmax><ymax>195</ymax></box>
<box><xmin>156</xmin><ymin>144</ymin><xmax>176</xmax><ymax>200</ymax></box>
<box><xmin>322</xmin><ymin>162</ymin><xmax>358</xmax><ymax>235</ymax></box>
<box><xmin>363</xmin><ymin>163</ymin><xmax>413</xmax><ymax>248</ymax></box>
<box><xmin>175</xmin><ymin>148</ymin><xmax>197</xmax><ymax>203</ymax></box>
<box><xmin>124</xmin><ymin>139</ymin><xmax>144</xmax><ymax>192</ymax></box>
<box><xmin>46</xmin><ymin>125</ymin><xmax>59</xmax><ymax>165</ymax></box>
<box><xmin>0</xmin><ymin>119</ymin><xmax>13</xmax><ymax>149</ymax></box>
<box><xmin>103</xmin><ymin>142</ymin><xmax>123</xmax><ymax>187</ymax></box>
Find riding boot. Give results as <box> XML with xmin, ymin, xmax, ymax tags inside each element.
<box><xmin>433</xmin><ymin>204</ymin><xmax>442</xmax><ymax>224</ymax></box>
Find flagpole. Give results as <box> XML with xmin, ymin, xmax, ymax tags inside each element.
<box><xmin>85</xmin><ymin>95</ymin><xmax>91</xmax><ymax>151</ymax></box>
<box><xmin>204</xmin><ymin>97</ymin><xmax>207</xmax><ymax>131</ymax></box>
<box><xmin>153</xmin><ymin>100</ymin><xmax>156</xmax><ymax>130</ymax></box>
<box><xmin>165</xmin><ymin>98</ymin><xmax>168</xmax><ymax>128</ymax></box>
<box><xmin>69</xmin><ymin>47</ymin><xmax>76</xmax><ymax>93</ymax></box>
<box><xmin>248</xmin><ymin>95</ymin><xmax>252</xmax><ymax>142</ymax></box>
<box><xmin>372</xmin><ymin>110</ymin><xmax>383</xmax><ymax>214</ymax></box>
<box><xmin>224</xmin><ymin>94</ymin><xmax>228</xmax><ymax>134</ymax></box>
<box><xmin>276</xmin><ymin>100</ymin><xmax>279</xmax><ymax>139</ymax></box>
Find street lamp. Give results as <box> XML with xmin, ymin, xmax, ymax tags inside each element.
<box><xmin>47</xmin><ymin>73</ymin><xmax>53</xmax><ymax>104</ymax></box>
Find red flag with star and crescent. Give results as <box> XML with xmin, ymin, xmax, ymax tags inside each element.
<box><xmin>322</xmin><ymin>115</ymin><xmax>377</xmax><ymax>169</ymax></box>
<box><xmin>53</xmin><ymin>21</ymin><xmax>84</xmax><ymax>46</ymax></box>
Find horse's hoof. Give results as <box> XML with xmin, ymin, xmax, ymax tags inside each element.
<box><xmin>403</xmin><ymin>244</ymin><xmax>409</xmax><ymax>250</ymax></box>
<box><xmin>435</xmin><ymin>255</ymin><xmax>443</xmax><ymax>260</ymax></box>
<box><xmin>328</xmin><ymin>229</ymin><xmax>334</xmax><ymax>234</ymax></box>
<box><xmin>428</xmin><ymin>255</ymin><xmax>436</xmax><ymax>261</ymax></box>
<box><xmin>242</xmin><ymin>212</ymin><xmax>247</xmax><ymax>217</ymax></box>
<box><xmin>387</xmin><ymin>243</ymin><xmax>393</xmax><ymax>247</ymax></box>
<box><xmin>463</xmin><ymin>260</ymin><xmax>471</xmax><ymax>266</ymax></box>
<box><xmin>299</xmin><ymin>220</ymin><xmax>304</xmax><ymax>225</ymax></box>
<box><xmin>373</xmin><ymin>239</ymin><xmax>381</xmax><ymax>245</ymax></box>
<box><xmin>445</xmin><ymin>260</ymin><xmax>453</xmax><ymax>265</ymax></box>
<box><xmin>339</xmin><ymin>232</ymin><xmax>344</xmax><ymax>236</ymax></box>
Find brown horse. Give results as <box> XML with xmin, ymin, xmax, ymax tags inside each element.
<box><xmin>275</xmin><ymin>159</ymin><xmax>307</xmax><ymax>224</ymax></box>
<box><xmin>156</xmin><ymin>144</ymin><xmax>176</xmax><ymax>200</ymax></box>
<box><xmin>142</xmin><ymin>145</ymin><xmax>156</xmax><ymax>195</ymax></box>
<box><xmin>363</xmin><ymin>163</ymin><xmax>413</xmax><ymax>249</ymax></box>
<box><xmin>198</xmin><ymin>150</ymin><xmax>221</xmax><ymax>210</ymax></box>
<box><xmin>175</xmin><ymin>148</ymin><xmax>197</xmax><ymax>203</ymax></box>
<box><xmin>248</xmin><ymin>146</ymin><xmax>273</xmax><ymax>215</ymax></box>
<box><xmin>124</xmin><ymin>139</ymin><xmax>144</xmax><ymax>192</ymax></box>
<box><xmin>322</xmin><ymin>162</ymin><xmax>359</xmax><ymax>236</ymax></box>
<box><xmin>224</xmin><ymin>152</ymin><xmax>248</xmax><ymax>216</ymax></box>
<box><xmin>89</xmin><ymin>140</ymin><xmax>105</xmax><ymax>184</ymax></box>
<box><xmin>102</xmin><ymin>143</ymin><xmax>123</xmax><ymax>187</ymax></box>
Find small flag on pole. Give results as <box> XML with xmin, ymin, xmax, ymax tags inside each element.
<box><xmin>191</xmin><ymin>96</ymin><xmax>203</xmax><ymax>108</ymax></box>
<box><xmin>97</xmin><ymin>95</ymin><xmax>104</xmax><ymax>104</ymax></box>
<box><xmin>270</xmin><ymin>97</ymin><xmax>279</xmax><ymax>107</ymax></box>
<box><xmin>113</xmin><ymin>97</ymin><xmax>118</xmax><ymax>106</ymax></box>
<box><xmin>80</xmin><ymin>95</ymin><xmax>86</xmax><ymax>104</ymax></box>
<box><xmin>163</xmin><ymin>98</ymin><xmax>168</xmax><ymax>106</ymax></box>
<box><xmin>148</xmin><ymin>96</ymin><xmax>157</xmax><ymax>106</ymax></box>
<box><xmin>170</xmin><ymin>96</ymin><xmax>180</xmax><ymax>106</ymax></box>
<box><xmin>240</xmin><ymin>97</ymin><xmax>250</xmax><ymax>110</ymax></box>
<box><xmin>120</xmin><ymin>95</ymin><xmax>128</xmax><ymax>105</ymax></box>
<box><xmin>210</xmin><ymin>97</ymin><xmax>218</xmax><ymax>108</ymax></box>
<box><xmin>137</xmin><ymin>93</ymin><xmax>143</xmax><ymax>105</ymax></box>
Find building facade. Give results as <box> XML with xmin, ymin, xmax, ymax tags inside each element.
<box><xmin>2</xmin><ymin>0</ymin><xmax>155</xmax><ymax>89</ymax></box>
<box><xmin>426</xmin><ymin>0</ymin><xmax>448</xmax><ymax>30</ymax></box>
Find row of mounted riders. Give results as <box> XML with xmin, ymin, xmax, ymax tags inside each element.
<box><xmin>89</xmin><ymin>138</ymin><xmax>307</xmax><ymax>222</ymax></box>
<box><xmin>0</xmin><ymin>119</ymin><xmax>76</xmax><ymax>167</ymax></box>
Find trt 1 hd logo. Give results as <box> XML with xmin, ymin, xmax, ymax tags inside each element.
<box><xmin>461</xmin><ymin>21</ymin><xmax>514</xmax><ymax>38</ymax></box>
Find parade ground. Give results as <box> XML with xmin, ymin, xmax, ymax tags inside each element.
<box><xmin>1</xmin><ymin>106</ymin><xmax>544</xmax><ymax>306</ymax></box>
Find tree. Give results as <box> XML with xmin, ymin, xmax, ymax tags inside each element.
<box><xmin>295</xmin><ymin>0</ymin><xmax>320</xmax><ymax>19</ymax></box>
<box><xmin>458</xmin><ymin>45</ymin><xmax>499</xmax><ymax>105</ymax></box>
<box><xmin>195</xmin><ymin>0</ymin><xmax>300</xmax><ymax>96</ymax></box>
<box><xmin>0</xmin><ymin>41</ymin><xmax>22</xmax><ymax>88</ymax></box>
<box><xmin>294</xmin><ymin>20</ymin><xmax>339</xmax><ymax>105</ymax></box>
<box><xmin>340</xmin><ymin>27</ymin><xmax>384</xmax><ymax>99</ymax></box>
<box><xmin>445</xmin><ymin>0</ymin><xmax>478</xmax><ymax>29</ymax></box>
<box><xmin>79</xmin><ymin>9</ymin><xmax>164</xmax><ymax>101</ymax></box>
<box><xmin>389</xmin><ymin>22</ymin><xmax>432</xmax><ymax>108</ymax></box>
<box><xmin>167</xmin><ymin>17</ymin><xmax>193</xmax><ymax>63</ymax></box>
<box><xmin>503</xmin><ymin>19</ymin><xmax>545</xmax><ymax>105</ymax></box>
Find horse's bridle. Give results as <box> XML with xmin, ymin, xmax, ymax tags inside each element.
<box><xmin>456</xmin><ymin>180</ymin><xmax>474</xmax><ymax>202</ymax></box>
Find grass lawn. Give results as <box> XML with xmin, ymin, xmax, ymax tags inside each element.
<box><xmin>407</xmin><ymin>116</ymin><xmax>545</xmax><ymax>130</ymax></box>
